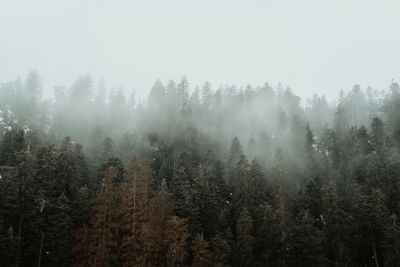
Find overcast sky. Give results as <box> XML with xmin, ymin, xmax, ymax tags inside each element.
<box><xmin>1</xmin><ymin>0</ymin><xmax>399</xmax><ymax>101</ymax></box>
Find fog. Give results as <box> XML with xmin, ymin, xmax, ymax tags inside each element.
<box><xmin>3</xmin><ymin>2</ymin><xmax>400</xmax><ymax>266</ymax></box>
<box><xmin>1</xmin><ymin>0</ymin><xmax>400</xmax><ymax>100</ymax></box>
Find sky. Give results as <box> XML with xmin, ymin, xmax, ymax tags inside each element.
<box><xmin>1</xmin><ymin>0</ymin><xmax>400</xmax><ymax>101</ymax></box>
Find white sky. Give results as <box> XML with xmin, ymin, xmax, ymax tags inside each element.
<box><xmin>1</xmin><ymin>0</ymin><xmax>400</xmax><ymax>101</ymax></box>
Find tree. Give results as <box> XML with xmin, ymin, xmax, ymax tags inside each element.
<box><xmin>24</xmin><ymin>71</ymin><xmax>42</xmax><ymax>101</ymax></box>
<box><xmin>228</xmin><ymin>137</ymin><xmax>242</xmax><ymax>169</ymax></box>
<box><xmin>165</xmin><ymin>216</ymin><xmax>189</xmax><ymax>267</ymax></box>
<box><xmin>94</xmin><ymin>77</ymin><xmax>106</xmax><ymax>106</ymax></box>
<box><xmin>382</xmin><ymin>214</ymin><xmax>400</xmax><ymax>266</ymax></box>
<box><xmin>271</xmin><ymin>149</ymin><xmax>293</xmax><ymax>266</ymax></box>
<box><xmin>322</xmin><ymin>181</ymin><xmax>351</xmax><ymax>266</ymax></box>
<box><xmin>371</xmin><ymin>117</ymin><xmax>385</xmax><ymax>154</ymax></box>
<box><xmin>0</xmin><ymin>129</ymin><xmax>26</xmax><ymax>166</ymax></box>
<box><xmin>234</xmin><ymin>208</ymin><xmax>253</xmax><ymax>267</ymax></box>
<box><xmin>177</xmin><ymin>76</ymin><xmax>190</xmax><ymax>113</ymax></box>
<box><xmin>231</xmin><ymin>154</ymin><xmax>251</xmax><ymax>217</ymax></box>
<box><xmin>148</xmin><ymin>79</ymin><xmax>166</xmax><ymax>112</ymax></box>
<box><xmin>190</xmin><ymin>163</ymin><xmax>221</xmax><ymax>237</ymax></box>
<box><xmin>248</xmin><ymin>159</ymin><xmax>267</xmax><ymax>209</ymax></box>
<box><xmin>192</xmin><ymin>233</ymin><xmax>213</xmax><ymax>267</ymax></box>
<box><xmin>169</xmin><ymin>151</ymin><xmax>193</xmax><ymax>219</ymax></box>
<box><xmin>74</xmin><ymin>162</ymin><xmax>191</xmax><ymax>267</ymax></box>
<box><xmin>73</xmin><ymin>167</ymin><xmax>123</xmax><ymax>267</ymax></box>
<box><xmin>354</xmin><ymin>188</ymin><xmax>390</xmax><ymax>267</ymax></box>
<box><xmin>69</xmin><ymin>75</ymin><xmax>93</xmax><ymax>104</ymax></box>
<box><xmin>120</xmin><ymin>161</ymin><xmax>151</xmax><ymax>266</ymax></box>
<box><xmin>253</xmin><ymin>203</ymin><xmax>281</xmax><ymax>266</ymax></box>
<box><xmin>382</xmin><ymin>149</ymin><xmax>400</xmax><ymax>214</ymax></box>
<box><xmin>288</xmin><ymin>210</ymin><xmax>325</xmax><ymax>266</ymax></box>
<box><xmin>297</xmin><ymin>177</ymin><xmax>323</xmax><ymax>222</ymax></box>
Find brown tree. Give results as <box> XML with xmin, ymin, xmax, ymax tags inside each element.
<box><xmin>192</xmin><ymin>233</ymin><xmax>212</xmax><ymax>267</ymax></box>
<box><xmin>73</xmin><ymin>167</ymin><xmax>124</xmax><ymax>267</ymax></box>
<box><xmin>165</xmin><ymin>216</ymin><xmax>189</xmax><ymax>267</ymax></box>
<box><xmin>74</xmin><ymin>162</ymin><xmax>190</xmax><ymax>267</ymax></box>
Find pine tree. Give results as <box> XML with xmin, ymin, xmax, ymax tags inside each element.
<box><xmin>271</xmin><ymin>148</ymin><xmax>293</xmax><ymax>266</ymax></box>
<box><xmin>371</xmin><ymin>117</ymin><xmax>385</xmax><ymax>154</ymax></box>
<box><xmin>382</xmin><ymin>149</ymin><xmax>400</xmax><ymax>214</ymax></box>
<box><xmin>177</xmin><ymin>76</ymin><xmax>190</xmax><ymax>113</ymax></box>
<box><xmin>0</xmin><ymin>129</ymin><xmax>26</xmax><ymax>166</ymax></box>
<box><xmin>382</xmin><ymin>214</ymin><xmax>400</xmax><ymax>266</ymax></box>
<box><xmin>355</xmin><ymin>188</ymin><xmax>390</xmax><ymax>267</ymax></box>
<box><xmin>24</xmin><ymin>70</ymin><xmax>42</xmax><ymax>101</ymax></box>
<box><xmin>253</xmin><ymin>203</ymin><xmax>281</xmax><ymax>266</ymax></box>
<box><xmin>73</xmin><ymin>167</ymin><xmax>123</xmax><ymax>266</ymax></box>
<box><xmin>228</xmin><ymin>137</ymin><xmax>242</xmax><ymax>172</ymax></box>
<box><xmin>38</xmin><ymin>193</ymin><xmax>74</xmax><ymax>267</ymax></box>
<box><xmin>192</xmin><ymin>233</ymin><xmax>213</xmax><ymax>267</ymax></box>
<box><xmin>190</xmin><ymin>164</ymin><xmax>220</xmax><ymax>237</ymax></box>
<box><xmin>120</xmin><ymin>161</ymin><xmax>150</xmax><ymax>266</ymax></box>
<box><xmin>234</xmin><ymin>208</ymin><xmax>253</xmax><ymax>267</ymax></box>
<box><xmin>248</xmin><ymin>159</ymin><xmax>266</xmax><ymax>209</ymax></box>
<box><xmin>288</xmin><ymin>210</ymin><xmax>325</xmax><ymax>266</ymax></box>
<box><xmin>209</xmin><ymin>232</ymin><xmax>232</xmax><ymax>267</ymax></box>
<box><xmin>94</xmin><ymin>77</ymin><xmax>106</xmax><ymax>106</ymax></box>
<box><xmin>321</xmin><ymin>181</ymin><xmax>351</xmax><ymax>266</ymax></box>
<box><xmin>169</xmin><ymin>151</ymin><xmax>192</xmax><ymax>219</ymax></box>
<box><xmin>148</xmin><ymin>79</ymin><xmax>166</xmax><ymax>112</ymax></box>
<box><xmin>69</xmin><ymin>75</ymin><xmax>92</xmax><ymax>105</ymax></box>
<box><xmin>165</xmin><ymin>216</ymin><xmax>189</xmax><ymax>267</ymax></box>
<box><xmin>297</xmin><ymin>176</ymin><xmax>323</xmax><ymax>222</ymax></box>
<box><xmin>231</xmin><ymin>154</ymin><xmax>251</xmax><ymax>220</ymax></box>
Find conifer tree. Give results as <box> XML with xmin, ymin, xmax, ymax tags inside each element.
<box><xmin>192</xmin><ymin>233</ymin><xmax>213</xmax><ymax>267</ymax></box>
<box><xmin>73</xmin><ymin>167</ymin><xmax>123</xmax><ymax>266</ymax></box>
<box><xmin>382</xmin><ymin>214</ymin><xmax>400</xmax><ymax>266</ymax></box>
<box><xmin>231</xmin><ymin>154</ymin><xmax>251</xmax><ymax>220</ymax></box>
<box><xmin>248</xmin><ymin>159</ymin><xmax>266</xmax><ymax>209</ymax></box>
<box><xmin>322</xmin><ymin>181</ymin><xmax>351</xmax><ymax>266</ymax></box>
<box><xmin>234</xmin><ymin>208</ymin><xmax>253</xmax><ymax>267</ymax></box>
<box><xmin>253</xmin><ymin>203</ymin><xmax>281</xmax><ymax>266</ymax></box>
<box><xmin>288</xmin><ymin>210</ymin><xmax>325</xmax><ymax>266</ymax></box>
<box><xmin>165</xmin><ymin>216</ymin><xmax>189</xmax><ymax>267</ymax></box>
<box><xmin>271</xmin><ymin>148</ymin><xmax>293</xmax><ymax>266</ymax></box>
<box><xmin>355</xmin><ymin>188</ymin><xmax>390</xmax><ymax>266</ymax></box>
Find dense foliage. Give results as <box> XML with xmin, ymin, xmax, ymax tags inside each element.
<box><xmin>1</xmin><ymin>72</ymin><xmax>400</xmax><ymax>266</ymax></box>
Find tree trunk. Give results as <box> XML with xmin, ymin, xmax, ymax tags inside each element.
<box><xmin>37</xmin><ymin>232</ymin><xmax>44</xmax><ymax>267</ymax></box>
<box><xmin>372</xmin><ymin>243</ymin><xmax>379</xmax><ymax>267</ymax></box>
<box><xmin>18</xmin><ymin>213</ymin><xmax>23</xmax><ymax>241</ymax></box>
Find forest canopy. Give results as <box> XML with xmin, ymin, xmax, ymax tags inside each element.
<box><xmin>1</xmin><ymin>72</ymin><xmax>400</xmax><ymax>266</ymax></box>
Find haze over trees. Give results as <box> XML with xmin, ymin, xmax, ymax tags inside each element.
<box><xmin>1</xmin><ymin>72</ymin><xmax>400</xmax><ymax>266</ymax></box>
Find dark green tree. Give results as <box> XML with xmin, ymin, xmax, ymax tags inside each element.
<box><xmin>234</xmin><ymin>208</ymin><xmax>254</xmax><ymax>267</ymax></box>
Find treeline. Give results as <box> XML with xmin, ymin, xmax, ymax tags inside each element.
<box><xmin>1</xmin><ymin>72</ymin><xmax>400</xmax><ymax>266</ymax></box>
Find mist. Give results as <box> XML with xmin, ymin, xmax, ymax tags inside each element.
<box><xmin>2</xmin><ymin>1</ymin><xmax>400</xmax><ymax>267</ymax></box>
<box><xmin>2</xmin><ymin>0</ymin><xmax>400</xmax><ymax>100</ymax></box>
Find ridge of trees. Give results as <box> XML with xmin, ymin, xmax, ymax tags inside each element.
<box><xmin>1</xmin><ymin>73</ymin><xmax>400</xmax><ymax>266</ymax></box>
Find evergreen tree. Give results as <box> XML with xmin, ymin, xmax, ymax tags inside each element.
<box><xmin>148</xmin><ymin>79</ymin><xmax>166</xmax><ymax>112</ymax></box>
<box><xmin>73</xmin><ymin>167</ymin><xmax>123</xmax><ymax>266</ymax></box>
<box><xmin>321</xmin><ymin>181</ymin><xmax>351</xmax><ymax>266</ymax></box>
<box><xmin>288</xmin><ymin>210</ymin><xmax>325</xmax><ymax>266</ymax></box>
<box><xmin>271</xmin><ymin>148</ymin><xmax>293</xmax><ymax>266</ymax></box>
<box><xmin>382</xmin><ymin>214</ymin><xmax>400</xmax><ymax>267</ymax></box>
<box><xmin>234</xmin><ymin>208</ymin><xmax>253</xmax><ymax>267</ymax></box>
<box><xmin>354</xmin><ymin>188</ymin><xmax>390</xmax><ymax>266</ymax></box>
<box><xmin>248</xmin><ymin>159</ymin><xmax>267</xmax><ymax>209</ymax></box>
<box><xmin>177</xmin><ymin>76</ymin><xmax>190</xmax><ymax>113</ymax></box>
<box><xmin>371</xmin><ymin>117</ymin><xmax>385</xmax><ymax>154</ymax></box>
<box><xmin>69</xmin><ymin>75</ymin><xmax>93</xmax><ymax>104</ymax></box>
<box><xmin>253</xmin><ymin>203</ymin><xmax>281</xmax><ymax>266</ymax></box>
<box><xmin>191</xmin><ymin>233</ymin><xmax>213</xmax><ymax>267</ymax></box>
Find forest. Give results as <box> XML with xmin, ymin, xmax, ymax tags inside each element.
<box><xmin>1</xmin><ymin>71</ymin><xmax>400</xmax><ymax>267</ymax></box>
